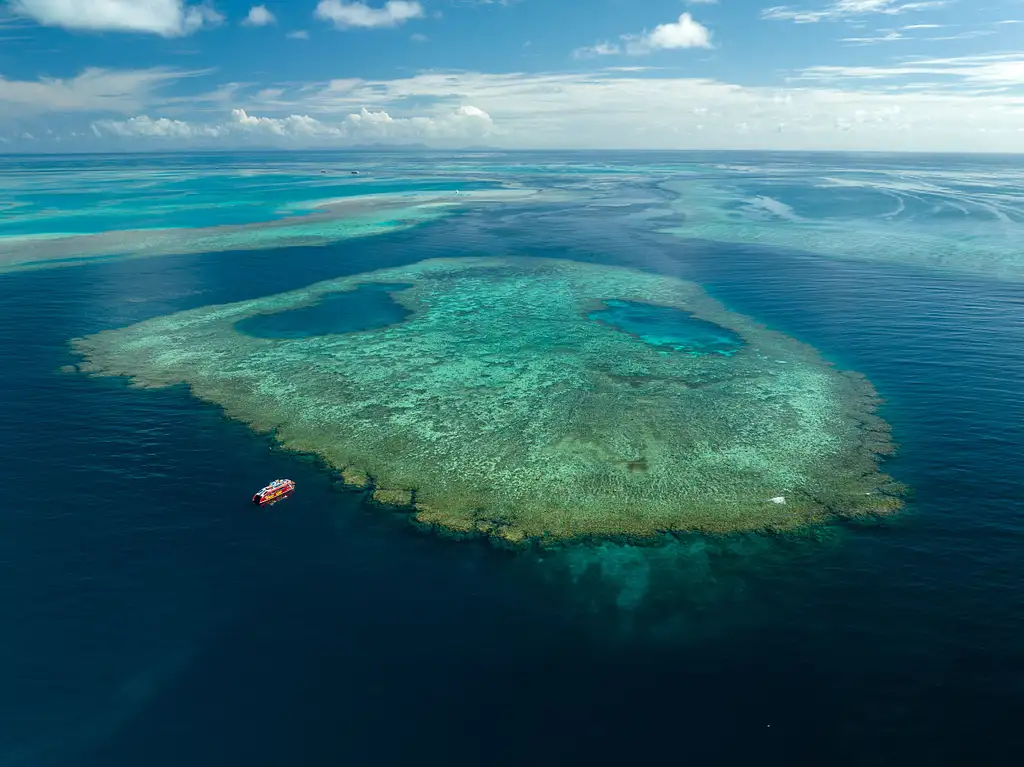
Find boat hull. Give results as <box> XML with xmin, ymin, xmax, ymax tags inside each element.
<box><xmin>252</xmin><ymin>488</ymin><xmax>293</xmax><ymax>506</ymax></box>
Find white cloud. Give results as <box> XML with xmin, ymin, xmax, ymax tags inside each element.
<box><xmin>314</xmin><ymin>0</ymin><xmax>424</xmax><ymax>29</ymax></box>
<box><xmin>220</xmin><ymin>67</ymin><xmax>1024</xmax><ymax>151</ymax></box>
<box><xmin>91</xmin><ymin>103</ymin><xmax>495</xmax><ymax>145</ymax></box>
<box><xmin>12</xmin><ymin>58</ymin><xmax>1024</xmax><ymax>152</ymax></box>
<box><xmin>0</xmin><ymin>67</ymin><xmax>190</xmax><ymax>117</ymax></box>
<box><xmin>93</xmin><ymin>114</ymin><xmax>226</xmax><ymax>138</ymax></box>
<box><xmin>842</xmin><ymin>29</ymin><xmax>905</xmax><ymax>43</ymax></box>
<box><xmin>627</xmin><ymin>12</ymin><xmax>712</xmax><ymax>52</ymax></box>
<box><xmin>575</xmin><ymin>13</ymin><xmax>712</xmax><ymax>58</ymax></box>
<box><xmin>573</xmin><ymin>41</ymin><xmax>621</xmax><ymax>59</ymax></box>
<box><xmin>242</xmin><ymin>5</ymin><xmax>275</xmax><ymax>26</ymax></box>
<box><xmin>230</xmin><ymin>107</ymin><xmax>343</xmax><ymax>137</ymax></box>
<box><xmin>287</xmin><ymin>29</ymin><xmax>310</xmax><ymax>39</ymax></box>
<box><xmin>410</xmin><ymin>31</ymin><xmax>427</xmax><ymax>41</ymax></box>
<box><xmin>842</xmin><ymin>23</ymin><xmax>998</xmax><ymax>45</ymax></box>
<box><xmin>762</xmin><ymin>0</ymin><xmax>948</xmax><ymax>24</ymax></box>
<box><xmin>9</xmin><ymin>0</ymin><xmax>223</xmax><ymax>36</ymax></box>
<box><xmin>454</xmin><ymin>104</ymin><xmax>489</xmax><ymax>119</ymax></box>
<box><xmin>793</xmin><ymin>53</ymin><xmax>1024</xmax><ymax>88</ymax></box>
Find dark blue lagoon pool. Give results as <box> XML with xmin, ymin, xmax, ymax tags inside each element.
<box><xmin>235</xmin><ymin>282</ymin><xmax>413</xmax><ymax>339</ymax></box>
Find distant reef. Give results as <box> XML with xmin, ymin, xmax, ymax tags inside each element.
<box><xmin>73</xmin><ymin>257</ymin><xmax>903</xmax><ymax>543</ymax></box>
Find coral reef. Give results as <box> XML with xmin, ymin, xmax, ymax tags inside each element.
<box><xmin>73</xmin><ymin>257</ymin><xmax>901</xmax><ymax>541</ymax></box>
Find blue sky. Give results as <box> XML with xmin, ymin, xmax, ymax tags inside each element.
<box><xmin>1</xmin><ymin>0</ymin><xmax>1023</xmax><ymax>151</ymax></box>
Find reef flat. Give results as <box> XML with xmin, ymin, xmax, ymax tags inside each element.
<box><xmin>0</xmin><ymin>188</ymin><xmax>545</xmax><ymax>273</ymax></box>
<box><xmin>73</xmin><ymin>257</ymin><xmax>901</xmax><ymax>542</ymax></box>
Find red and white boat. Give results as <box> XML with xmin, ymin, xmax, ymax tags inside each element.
<box><xmin>252</xmin><ymin>478</ymin><xmax>295</xmax><ymax>506</ymax></box>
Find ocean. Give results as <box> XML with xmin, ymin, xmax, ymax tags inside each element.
<box><xmin>1</xmin><ymin>151</ymin><xmax>1022</xmax><ymax>766</ymax></box>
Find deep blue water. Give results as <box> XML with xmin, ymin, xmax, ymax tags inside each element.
<box><xmin>1</xmin><ymin>153</ymin><xmax>1024</xmax><ymax>767</ymax></box>
<box><xmin>589</xmin><ymin>299</ymin><xmax>744</xmax><ymax>355</ymax></box>
<box><xmin>235</xmin><ymin>283</ymin><xmax>413</xmax><ymax>339</ymax></box>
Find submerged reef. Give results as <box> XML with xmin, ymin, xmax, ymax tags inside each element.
<box><xmin>0</xmin><ymin>188</ymin><xmax>545</xmax><ymax>273</ymax></box>
<box><xmin>73</xmin><ymin>257</ymin><xmax>902</xmax><ymax>542</ymax></box>
<box><xmin>656</xmin><ymin>177</ymin><xmax>1024</xmax><ymax>282</ymax></box>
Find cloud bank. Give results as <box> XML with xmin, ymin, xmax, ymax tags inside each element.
<box><xmin>5</xmin><ymin>43</ymin><xmax>1024</xmax><ymax>153</ymax></box>
<box><xmin>56</xmin><ymin>63</ymin><xmax>1024</xmax><ymax>152</ymax></box>
<box><xmin>92</xmin><ymin>103</ymin><xmax>496</xmax><ymax>145</ymax></box>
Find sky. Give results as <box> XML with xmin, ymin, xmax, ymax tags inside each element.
<box><xmin>0</xmin><ymin>0</ymin><xmax>1023</xmax><ymax>152</ymax></box>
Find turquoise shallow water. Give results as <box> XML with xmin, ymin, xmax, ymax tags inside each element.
<box><xmin>0</xmin><ymin>151</ymin><xmax>1023</xmax><ymax>766</ymax></box>
<box><xmin>3</xmin><ymin>150</ymin><xmax>1022</xmax><ymax>278</ymax></box>
<box><xmin>589</xmin><ymin>299</ymin><xmax>745</xmax><ymax>356</ymax></box>
<box><xmin>0</xmin><ymin>153</ymin><xmax>548</xmax><ymax>271</ymax></box>
<box><xmin>0</xmin><ymin>153</ymin><xmax>500</xmax><ymax>237</ymax></box>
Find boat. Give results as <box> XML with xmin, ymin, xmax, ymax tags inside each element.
<box><xmin>252</xmin><ymin>478</ymin><xmax>296</xmax><ymax>506</ymax></box>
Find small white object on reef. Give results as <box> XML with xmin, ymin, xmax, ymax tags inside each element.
<box><xmin>769</xmin><ymin>496</ymin><xmax>786</xmax><ymax>504</ymax></box>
